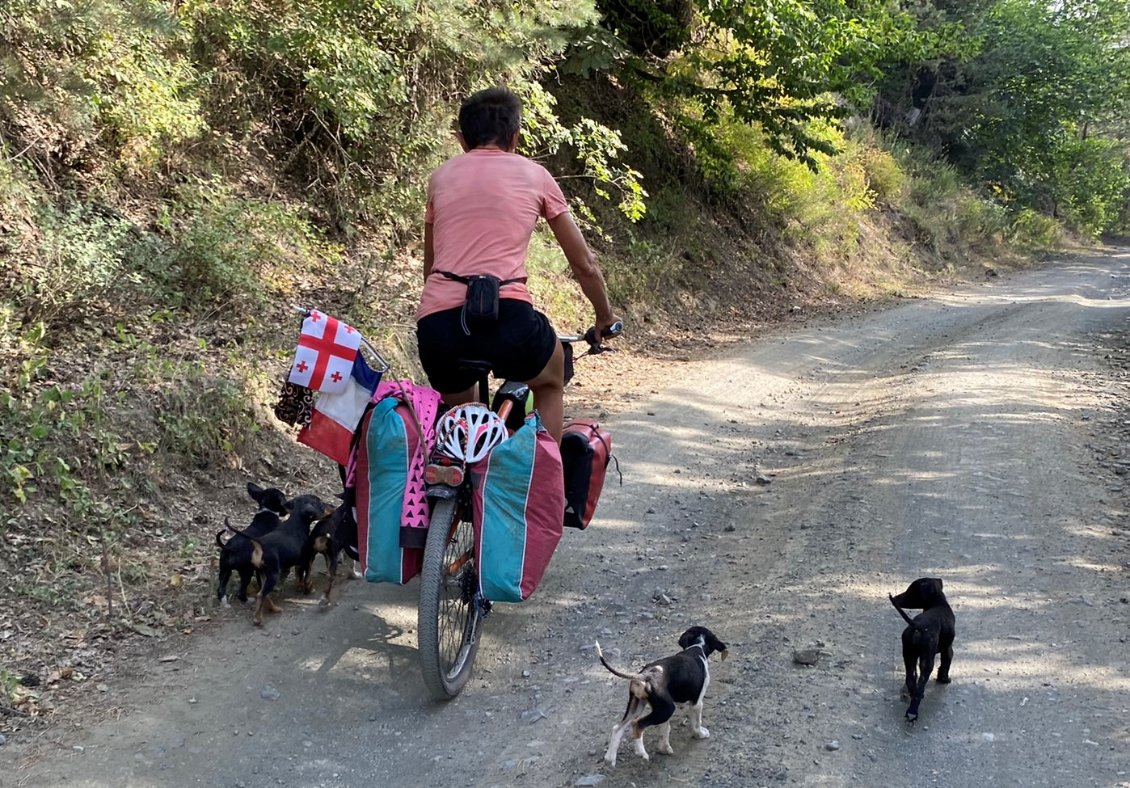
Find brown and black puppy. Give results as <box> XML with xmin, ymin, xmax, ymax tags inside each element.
<box><xmin>228</xmin><ymin>494</ymin><xmax>334</xmax><ymax>626</ymax></box>
<box><xmin>216</xmin><ymin>482</ymin><xmax>290</xmax><ymax>606</ymax></box>
<box><xmin>596</xmin><ymin>626</ymin><xmax>729</xmax><ymax>766</ymax></box>
<box><xmin>890</xmin><ymin>577</ymin><xmax>955</xmax><ymax>722</ymax></box>
<box><xmin>303</xmin><ymin>500</ymin><xmax>360</xmax><ymax>606</ymax></box>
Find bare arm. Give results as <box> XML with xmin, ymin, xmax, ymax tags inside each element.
<box><xmin>547</xmin><ymin>212</ymin><xmax>621</xmax><ymax>336</ymax></box>
<box><xmin>423</xmin><ymin>221</ymin><xmax>435</xmax><ymax>283</ymax></box>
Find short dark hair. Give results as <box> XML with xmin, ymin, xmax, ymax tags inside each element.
<box><xmin>458</xmin><ymin>87</ymin><xmax>521</xmax><ymax>149</ymax></box>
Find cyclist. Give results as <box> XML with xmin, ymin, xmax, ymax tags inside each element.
<box><xmin>415</xmin><ymin>86</ymin><xmax>622</xmax><ymax>442</ymax></box>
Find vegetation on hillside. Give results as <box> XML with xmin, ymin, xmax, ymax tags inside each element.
<box><xmin>0</xmin><ymin>0</ymin><xmax>1128</xmax><ymax>710</ymax></box>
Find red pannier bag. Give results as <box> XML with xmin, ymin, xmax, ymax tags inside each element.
<box><xmin>471</xmin><ymin>413</ymin><xmax>565</xmax><ymax>602</ymax></box>
<box><xmin>560</xmin><ymin>418</ymin><xmax>614</xmax><ymax>530</ymax></box>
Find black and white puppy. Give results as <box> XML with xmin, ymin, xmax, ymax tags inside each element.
<box><xmin>596</xmin><ymin>626</ymin><xmax>729</xmax><ymax>766</ymax></box>
<box><xmin>889</xmin><ymin>577</ymin><xmax>955</xmax><ymax>722</ymax></box>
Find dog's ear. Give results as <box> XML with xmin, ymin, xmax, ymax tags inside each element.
<box><xmin>247</xmin><ymin>481</ymin><xmax>264</xmax><ymax>501</ymax></box>
<box><xmin>933</xmin><ymin>578</ymin><xmax>944</xmax><ymax>591</ymax></box>
<box><xmin>706</xmin><ymin>631</ymin><xmax>729</xmax><ymax>658</ymax></box>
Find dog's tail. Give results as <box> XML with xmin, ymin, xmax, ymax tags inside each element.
<box><xmin>594</xmin><ymin>640</ymin><xmax>639</xmax><ymax>681</ymax></box>
<box><xmin>224</xmin><ymin>516</ymin><xmax>250</xmax><ymax>540</ymax></box>
<box><xmin>224</xmin><ymin>517</ymin><xmax>265</xmax><ymax>568</ymax></box>
<box><xmin>889</xmin><ymin>594</ymin><xmax>923</xmax><ymax>630</ymax></box>
<box><xmin>215</xmin><ymin>529</ymin><xmax>228</xmax><ymax>549</ymax></box>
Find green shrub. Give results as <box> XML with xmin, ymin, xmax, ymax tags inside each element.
<box><xmin>956</xmin><ymin>198</ymin><xmax>1010</xmax><ymax>248</ymax></box>
<box><xmin>0</xmin><ymin>177</ymin><xmax>144</xmax><ymax>330</ymax></box>
<box><xmin>25</xmin><ymin>206</ymin><xmax>136</xmax><ymax>323</ymax></box>
<box><xmin>1049</xmin><ymin>138</ymin><xmax>1130</xmax><ymax>237</ymax></box>
<box><xmin>859</xmin><ymin>147</ymin><xmax>906</xmax><ymax>204</ymax></box>
<box><xmin>1</xmin><ymin>0</ymin><xmax>204</xmax><ymax>171</ymax></box>
<box><xmin>154</xmin><ymin>362</ymin><xmax>257</xmax><ymax>467</ymax></box>
<box><xmin>144</xmin><ymin>182</ymin><xmax>342</xmax><ymax>316</ymax></box>
<box><xmin>1008</xmin><ymin>208</ymin><xmax>1060</xmax><ymax>249</ymax></box>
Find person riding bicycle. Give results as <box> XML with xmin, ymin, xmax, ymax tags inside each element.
<box><xmin>415</xmin><ymin>86</ymin><xmax>622</xmax><ymax>443</ymax></box>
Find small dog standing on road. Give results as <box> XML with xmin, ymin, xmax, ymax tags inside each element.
<box><xmin>596</xmin><ymin>626</ymin><xmax>729</xmax><ymax>767</ymax></box>
<box><xmin>303</xmin><ymin>499</ymin><xmax>361</xmax><ymax>605</ymax></box>
<box><xmin>889</xmin><ymin>577</ymin><xmax>955</xmax><ymax>722</ymax></box>
<box><xmin>216</xmin><ymin>482</ymin><xmax>290</xmax><ymax>606</ymax></box>
<box><xmin>227</xmin><ymin>494</ymin><xmax>334</xmax><ymax>626</ymax></box>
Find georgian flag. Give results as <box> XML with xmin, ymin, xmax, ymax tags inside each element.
<box><xmin>288</xmin><ymin>310</ymin><xmax>362</xmax><ymax>394</ymax></box>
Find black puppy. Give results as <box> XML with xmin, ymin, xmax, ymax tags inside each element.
<box><xmin>596</xmin><ymin>626</ymin><xmax>729</xmax><ymax>766</ymax></box>
<box><xmin>216</xmin><ymin>482</ymin><xmax>290</xmax><ymax>606</ymax></box>
<box><xmin>890</xmin><ymin>577</ymin><xmax>955</xmax><ymax>722</ymax></box>
<box><xmin>303</xmin><ymin>500</ymin><xmax>360</xmax><ymax>606</ymax></box>
<box><xmin>230</xmin><ymin>494</ymin><xmax>334</xmax><ymax>626</ymax></box>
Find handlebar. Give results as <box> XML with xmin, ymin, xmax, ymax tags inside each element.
<box><xmin>558</xmin><ymin>321</ymin><xmax>623</xmax><ymax>354</ymax></box>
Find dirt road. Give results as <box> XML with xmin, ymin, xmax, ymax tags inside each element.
<box><xmin>9</xmin><ymin>249</ymin><xmax>1130</xmax><ymax>787</ymax></box>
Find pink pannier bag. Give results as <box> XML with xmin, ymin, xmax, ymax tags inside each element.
<box><xmin>347</xmin><ymin>379</ymin><xmax>441</xmax><ymax>584</ymax></box>
<box><xmin>470</xmin><ymin>413</ymin><xmax>565</xmax><ymax>603</ymax></box>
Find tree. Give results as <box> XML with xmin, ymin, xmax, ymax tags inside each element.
<box><xmin>872</xmin><ymin>0</ymin><xmax>1130</xmax><ymax>234</ymax></box>
<box><xmin>584</xmin><ymin>0</ymin><xmax>957</xmax><ymax>166</ymax></box>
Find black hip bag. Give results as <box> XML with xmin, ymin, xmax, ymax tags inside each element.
<box><xmin>433</xmin><ymin>270</ymin><xmax>527</xmax><ymax>333</ymax></box>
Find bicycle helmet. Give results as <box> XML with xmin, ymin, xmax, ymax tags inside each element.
<box><xmin>435</xmin><ymin>405</ymin><xmax>507</xmax><ymax>463</ymax></box>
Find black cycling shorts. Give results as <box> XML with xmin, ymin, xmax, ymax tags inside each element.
<box><xmin>416</xmin><ymin>299</ymin><xmax>557</xmax><ymax>394</ymax></box>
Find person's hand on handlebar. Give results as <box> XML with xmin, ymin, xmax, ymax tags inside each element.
<box><xmin>584</xmin><ymin>317</ymin><xmax>624</xmax><ymax>352</ymax></box>
<box><xmin>596</xmin><ymin>313</ymin><xmax>623</xmax><ymax>343</ymax></box>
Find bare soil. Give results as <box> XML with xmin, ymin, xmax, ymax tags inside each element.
<box><xmin>5</xmin><ymin>248</ymin><xmax>1130</xmax><ymax>787</ymax></box>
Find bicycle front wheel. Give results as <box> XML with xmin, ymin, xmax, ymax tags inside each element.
<box><xmin>417</xmin><ymin>497</ymin><xmax>483</xmax><ymax>699</ymax></box>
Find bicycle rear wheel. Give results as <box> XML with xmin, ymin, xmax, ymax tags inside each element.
<box><xmin>418</xmin><ymin>497</ymin><xmax>483</xmax><ymax>699</ymax></box>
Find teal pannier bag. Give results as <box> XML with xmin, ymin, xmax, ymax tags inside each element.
<box><xmin>470</xmin><ymin>414</ymin><xmax>565</xmax><ymax>603</ymax></box>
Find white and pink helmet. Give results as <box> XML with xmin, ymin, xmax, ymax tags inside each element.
<box><xmin>434</xmin><ymin>405</ymin><xmax>507</xmax><ymax>463</ymax></box>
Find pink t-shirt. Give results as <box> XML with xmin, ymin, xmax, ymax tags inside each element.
<box><xmin>417</xmin><ymin>148</ymin><xmax>570</xmax><ymax>320</ymax></box>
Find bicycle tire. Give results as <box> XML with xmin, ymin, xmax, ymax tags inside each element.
<box><xmin>418</xmin><ymin>497</ymin><xmax>482</xmax><ymax>699</ymax></box>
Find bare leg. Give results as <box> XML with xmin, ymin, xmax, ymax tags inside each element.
<box><xmin>525</xmin><ymin>341</ymin><xmax>565</xmax><ymax>442</ymax></box>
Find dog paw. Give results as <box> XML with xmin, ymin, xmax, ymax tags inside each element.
<box><xmin>693</xmin><ymin>727</ymin><xmax>711</xmax><ymax>740</ymax></box>
<box><xmin>936</xmin><ymin>675</ymin><xmax>951</xmax><ymax>684</ymax></box>
<box><xmin>658</xmin><ymin>743</ymin><xmax>675</xmax><ymax>755</ymax></box>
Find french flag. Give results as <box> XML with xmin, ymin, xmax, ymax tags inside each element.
<box><xmin>298</xmin><ymin>354</ymin><xmax>383</xmax><ymax>465</ymax></box>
